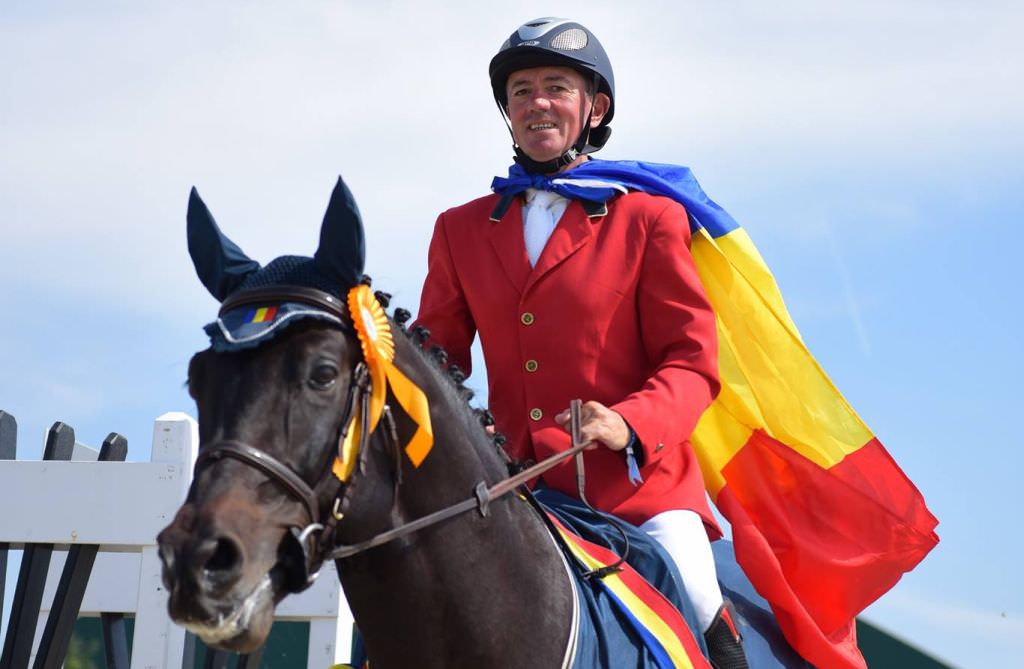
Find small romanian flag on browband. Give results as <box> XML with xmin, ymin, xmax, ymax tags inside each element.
<box><xmin>245</xmin><ymin>306</ymin><xmax>278</xmax><ymax>323</ymax></box>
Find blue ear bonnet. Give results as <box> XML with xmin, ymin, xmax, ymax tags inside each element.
<box><xmin>188</xmin><ymin>177</ymin><xmax>366</xmax><ymax>352</ymax></box>
<box><xmin>236</xmin><ymin>255</ymin><xmax>345</xmax><ymax>295</ymax></box>
<box><xmin>203</xmin><ymin>256</ymin><xmax>351</xmax><ymax>352</ymax></box>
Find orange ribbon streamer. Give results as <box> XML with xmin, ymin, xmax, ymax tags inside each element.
<box><xmin>332</xmin><ymin>285</ymin><xmax>433</xmax><ymax>482</ymax></box>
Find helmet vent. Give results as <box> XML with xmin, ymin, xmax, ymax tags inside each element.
<box><xmin>550</xmin><ymin>28</ymin><xmax>588</xmax><ymax>51</ymax></box>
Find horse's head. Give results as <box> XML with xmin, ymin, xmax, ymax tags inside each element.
<box><xmin>157</xmin><ymin>178</ymin><xmax>411</xmax><ymax>652</ymax></box>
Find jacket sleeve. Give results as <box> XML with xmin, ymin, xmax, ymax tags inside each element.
<box><xmin>414</xmin><ymin>211</ymin><xmax>477</xmax><ymax>376</ymax></box>
<box><xmin>611</xmin><ymin>199</ymin><xmax>720</xmax><ymax>469</ymax></box>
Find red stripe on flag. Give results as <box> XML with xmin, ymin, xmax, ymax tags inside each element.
<box><xmin>718</xmin><ymin>431</ymin><xmax>938</xmax><ymax>668</ymax></box>
<box><xmin>263</xmin><ymin>305</ymin><xmax>278</xmax><ymax>321</ymax></box>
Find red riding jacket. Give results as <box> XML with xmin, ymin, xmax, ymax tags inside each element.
<box><xmin>416</xmin><ymin>190</ymin><xmax>721</xmax><ymax>532</ymax></box>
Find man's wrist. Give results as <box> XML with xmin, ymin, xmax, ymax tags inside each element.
<box><xmin>623</xmin><ymin>425</ymin><xmax>644</xmax><ymax>485</ymax></box>
<box><xmin>624</xmin><ymin>426</ymin><xmax>643</xmax><ymax>465</ymax></box>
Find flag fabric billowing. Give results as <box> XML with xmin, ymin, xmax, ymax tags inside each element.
<box><xmin>493</xmin><ymin>160</ymin><xmax>940</xmax><ymax>668</ymax></box>
<box><xmin>688</xmin><ymin>223</ymin><xmax>939</xmax><ymax>668</ymax></box>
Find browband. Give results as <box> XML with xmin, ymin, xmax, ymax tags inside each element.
<box><xmin>219</xmin><ymin>285</ymin><xmax>350</xmax><ymax>323</ymax></box>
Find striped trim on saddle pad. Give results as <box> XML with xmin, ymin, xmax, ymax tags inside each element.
<box><xmin>530</xmin><ymin>485</ymin><xmax>710</xmax><ymax>669</ymax></box>
<box><xmin>548</xmin><ymin>514</ymin><xmax>711</xmax><ymax>669</ymax></box>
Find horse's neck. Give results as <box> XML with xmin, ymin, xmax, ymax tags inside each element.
<box><xmin>338</xmin><ymin>430</ymin><xmax>574</xmax><ymax>668</ymax></box>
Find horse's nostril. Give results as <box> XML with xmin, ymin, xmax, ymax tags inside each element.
<box><xmin>204</xmin><ymin>537</ymin><xmax>242</xmax><ymax>575</ymax></box>
<box><xmin>158</xmin><ymin>542</ymin><xmax>175</xmax><ymax>570</ymax></box>
<box><xmin>158</xmin><ymin>543</ymin><xmax>178</xmax><ymax>589</ymax></box>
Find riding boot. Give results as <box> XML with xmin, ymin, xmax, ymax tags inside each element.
<box><xmin>703</xmin><ymin>601</ymin><xmax>750</xmax><ymax>669</ymax></box>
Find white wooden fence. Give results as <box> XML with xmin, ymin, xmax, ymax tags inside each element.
<box><xmin>0</xmin><ymin>412</ymin><xmax>355</xmax><ymax>669</ymax></box>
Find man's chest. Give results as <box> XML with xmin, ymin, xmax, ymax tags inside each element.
<box><xmin>447</xmin><ymin>209</ymin><xmax>649</xmax><ymax>349</ymax></box>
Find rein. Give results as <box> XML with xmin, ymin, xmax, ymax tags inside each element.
<box><xmin>327</xmin><ymin>434</ymin><xmax>592</xmax><ymax>560</ymax></box>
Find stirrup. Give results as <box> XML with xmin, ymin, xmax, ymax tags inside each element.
<box><xmin>703</xmin><ymin>600</ymin><xmax>750</xmax><ymax>669</ymax></box>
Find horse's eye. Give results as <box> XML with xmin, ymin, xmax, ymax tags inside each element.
<box><xmin>309</xmin><ymin>363</ymin><xmax>339</xmax><ymax>390</ymax></box>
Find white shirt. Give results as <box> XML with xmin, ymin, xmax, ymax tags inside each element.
<box><xmin>522</xmin><ymin>188</ymin><xmax>569</xmax><ymax>267</ymax></box>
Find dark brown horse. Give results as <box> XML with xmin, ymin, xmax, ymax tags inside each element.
<box><xmin>156</xmin><ymin>179</ymin><xmax>576</xmax><ymax>667</ymax></box>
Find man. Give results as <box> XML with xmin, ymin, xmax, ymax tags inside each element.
<box><xmin>416</xmin><ymin>18</ymin><xmax>748</xmax><ymax>668</ymax></box>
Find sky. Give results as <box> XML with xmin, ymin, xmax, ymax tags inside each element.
<box><xmin>1</xmin><ymin>1</ymin><xmax>1022</xmax><ymax>666</ymax></box>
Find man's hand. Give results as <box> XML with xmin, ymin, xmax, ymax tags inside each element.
<box><xmin>554</xmin><ymin>400</ymin><xmax>631</xmax><ymax>451</ymax></box>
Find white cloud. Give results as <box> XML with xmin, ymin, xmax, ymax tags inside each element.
<box><xmin>824</xmin><ymin>228</ymin><xmax>872</xmax><ymax>358</ymax></box>
<box><xmin>0</xmin><ymin>1</ymin><xmax>1019</xmax><ymax>319</ymax></box>
<box><xmin>0</xmin><ymin>25</ymin><xmax>1006</xmax><ymax>361</ymax></box>
<box><xmin>619</xmin><ymin>1</ymin><xmax>1024</xmax><ymax>157</ymax></box>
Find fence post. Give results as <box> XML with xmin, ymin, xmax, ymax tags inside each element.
<box><xmin>0</xmin><ymin>411</ymin><xmax>15</xmax><ymax>633</ymax></box>
<box><xmin>32</xmin><ymin>434</ymin><xmax>129</xmax><ymax>669</ymax></box>
<box><xmin>308</xmin><ymin>614</ymin><xmax>355</xmax><ymax>669</ymax></box>
<box><xmin>1</xmin><ymin>422</ymin><xmax>75</xmax><ymax>669</ymax></box>
<box><xmin>129</xmin><ymin>413</ymin><xmax>197</xmax><ymax>669</ymax></box>
<box><xmin>100</xmin><ymin>612</ymin><xmax>131</xmax><ymax>669</ymax></box>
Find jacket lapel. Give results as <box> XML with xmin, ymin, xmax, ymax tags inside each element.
<box><xmin>488</xmin><ymin>197</ymin><xmax>531</xmax><ymax>294</ymax></box>
<box><xmin>523</xmin><ymin>201</ymin><xmax>594</xmax><ymax>296</ymax></box>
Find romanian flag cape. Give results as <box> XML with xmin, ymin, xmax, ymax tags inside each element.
<box><xmin>493</xmin><ymin>160</ymin><xmax>940</xmax><ymax>669</ymax></box>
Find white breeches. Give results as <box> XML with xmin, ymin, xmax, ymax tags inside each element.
<box><xmin>639</xmin><ymin>509</ymin><xmax>723</xmax><ymax>633</ymax></box>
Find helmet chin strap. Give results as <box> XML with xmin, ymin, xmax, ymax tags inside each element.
<box><xmin>498</xmin><ymin>77</ymin><xmax>598</xmax><ymax>176</ymax></box>
<box><xmin>512</xmin><ymin>138</ymin><xmax>585</xmax><ymax>175</ymax></box>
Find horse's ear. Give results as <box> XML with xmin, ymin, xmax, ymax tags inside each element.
<box><xmin>313</xmin><ymin>176</ymin><xmax>366</xmax><ymax>287</ymax></box>
<box><xmin>187</xmin><ymin>187</ymin><xmax>261</xmax><ymax>301</ymax></box>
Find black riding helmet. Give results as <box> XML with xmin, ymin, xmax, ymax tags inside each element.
<box><xmin>489</xmin><ymin>17</ymin><xmax>615</xmax><ymax>174</ymax></box>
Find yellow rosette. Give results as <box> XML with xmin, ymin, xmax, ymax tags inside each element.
<box><xmin>332</xmin><ymin>285</ymin><xmax>433</xmax><ymax>482</ymax></box>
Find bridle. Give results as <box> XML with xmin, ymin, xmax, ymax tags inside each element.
<box><xmin>191</xmin><ymin>285</ymin><xmax>369</xmax><ymax>591</ymax></box>
<box><xmin>191</xmin><ymin>285</ymin><xmax>619</xmax><ymax>594</ymax></box>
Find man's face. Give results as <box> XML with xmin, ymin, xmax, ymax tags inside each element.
<box><xmin>505</xmin><ymin>65</ymin><xmax>608</xmax><ymax>164</ymax></box>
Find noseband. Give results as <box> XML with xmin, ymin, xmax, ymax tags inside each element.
<box><xmin>194</xmin><ymin>441</ymin><xmax>324</xmax><ymax>527</ymax></box>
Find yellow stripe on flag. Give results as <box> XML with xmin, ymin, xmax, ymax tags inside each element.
<box><xmin>690</xmin><ymin>227</ymin><xmax>873</xmax><ymax>495</ymax></box>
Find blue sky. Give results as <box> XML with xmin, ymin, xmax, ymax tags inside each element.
<box><xmin>2</xmin><ymin>2</ymin><xmax>1021</xmax><ymax>666</ymax></box>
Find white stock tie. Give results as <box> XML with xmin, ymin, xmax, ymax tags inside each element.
<box><xmin>523</xmin><ymin>189</ymin><xmax>565</xmax><ymax>267</ymax></box>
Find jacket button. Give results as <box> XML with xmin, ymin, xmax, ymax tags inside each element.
<box><xmin>524</xmin><ymin>359</ymin><xmax>539</xmax><ymax>372</ymax></box>
<box><xmin>521</xmin><ymin>312</ymin><xmax>535</xmax><ymax>326</ymax></box>
<box><xmin>655</xmin><ymin>443</ymin><xmax>664</xmax><ymax>452</ymax></box>
<box><xmin>529</xmin><ymin>408</ymin><xmax>543</xmax><ymax>421</ymax></box>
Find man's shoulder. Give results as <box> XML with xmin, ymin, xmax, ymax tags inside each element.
<box><xmin>438</xmin><ymin>192</ymin><xmax>503</xmax><ymax>223</ymax></box>
<box><xmin>612</xmin><ymin>190</ymin><xmax>685</xmax><ymax>216</ymax></box>
<box><xmin>606</xmin><ymin>191</ymin><xmax>690</xmax><ymax>241</ymax></box>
